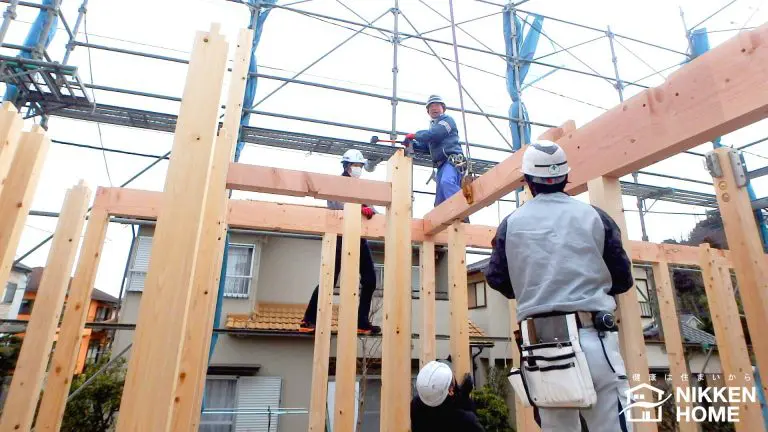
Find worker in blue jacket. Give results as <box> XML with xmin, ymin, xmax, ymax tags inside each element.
<box><xmin>405</xmin><ymin>95</ymin><xmax>468</xmax><ymax>207</ymax></box>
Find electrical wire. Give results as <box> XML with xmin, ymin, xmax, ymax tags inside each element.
<box><xmin>84</xmin><ymin>14</ymin><xmax>114</xmax><ymax>187</ymax></box>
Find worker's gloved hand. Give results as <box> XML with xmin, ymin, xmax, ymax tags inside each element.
<box><xmin>405</xmin><ymin>133</ymin><xmax>416</xmax><ymax>141</ymax></box>
<box><xmin>361</xmin><ymin>207</ymin><xmax>375</xmax><ymax>219</ymax></box>
<box><xmin>456</xmin><ymin>373</ymin><xmax>475</xmax><ymax>410</ymax></box>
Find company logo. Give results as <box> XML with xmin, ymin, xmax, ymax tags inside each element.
<box><xmin>548</xmin><ymin>164</ymin><xmax>560</xmax><ymax>175</ymax></box>
<box><xmin>620</xmin><ymin>383</ymin><xmax>672</xmax><ymax>423</ymax></box>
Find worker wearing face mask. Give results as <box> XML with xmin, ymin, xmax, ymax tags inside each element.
<box><xmin>300</xmin><ymin>149</ymin><xmax>380</xmax><ymax>335</ymax></box>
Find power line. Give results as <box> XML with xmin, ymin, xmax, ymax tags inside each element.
<box><xmin>690</xmin><ymin>0</ymin><xmax>740</xmax><ymax>30</ymax></box>
<box><xmin>84</xmin><ymin>14</ymin><xmax>113</xmax><ymax>187</ymax></box>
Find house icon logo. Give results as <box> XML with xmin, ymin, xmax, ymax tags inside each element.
<box><xmin>619</xmin><ymin>383</ymin><xmax>672</xmax><ymax>422</ymax></box>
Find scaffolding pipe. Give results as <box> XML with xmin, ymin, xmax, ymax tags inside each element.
<box><xmin>0</xmin><ymin>0</ymin><xmax>18</xmax><ymax>45</ymax></box>
<box><xmin>508</xmin><ymin>6</ymin><xmax>525</xmax><ymax>148</ymax></box>
<box><xmin>34</xmin><ymin>0</ymin><xmax>59</xmax><ymax>59</ymax></box>
<box><xmin>71</xmin><ymin>41</ymin><xmax>189</xmax><ymax>64</ymax></box>
<box><xmin>66</xmin><ymin>342</ymin><xmax>133</xmax><ymax>402</ymax></box>
<box><xmin>390</xmin><ymin>2</ymin><xmax>399</xmax><ymax>141</ymax></box>
<box><xmin>448</xmin><ymin>0</ymin><xmax>474</xmax><ymax>164</ymax></box>
<box><xmin>62</xmin><ymin>0</ymin><xmax>88</xmax><ymax>65</ymax></box>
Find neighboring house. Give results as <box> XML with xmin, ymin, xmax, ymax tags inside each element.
<box><xmin>15</xmin><ymin>267</ymin><xmax>119</xmax><ymax>373</ymax></box>
<box><xmin>0</xmin><ymin>263</ymin><xmax>32</xmax><ymax>320</ymax></box>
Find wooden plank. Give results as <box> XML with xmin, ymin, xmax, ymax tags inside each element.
<box><xmin>699</xmin><ymin>244</ymin><xmax>764</xmax><ymax>431</ymax></box>
<box><xmin>226</xmin><ymin>162</ymin><xmax>391</xmax><ymax>206</ymax></box>
<box><xmin>587</xmin><ymin>176</ymin><xmax>656</xmax><ymax>432</ymax></box>
<box><xmin>171</xmin><ymin>28</ymin><xmax>254</xmax><ymax>432</ymax></box>
<box><xmin>448</xmin><ymin>222</ymin><xmax>471</xmax><ymax>379</ymax></box>
<box><xmin>538</xmin><ymin>119</ymin><xmax>576</xmax><ymax>142</ymax></box>
<box><xmin>629</xmin><ymin>241</ymin><xmax>731</xmax><ymax>266</ymax></box>
<box><xmin>650</xmin><ymin>261</ymin><xmax>698</xmax><ymax>432</ymax></box>
<box><xmin>35</xmin><ymin>205</ymin><xmax>110</xmax><ymax>432</ymax></box>
<box><xmin>424</xmin><ymin>24</ymin><xmax>768</xmax><ymax>235</ymax></box>
<box><xmin>709</xmin><ymin>147</ymin><xmax>768</xmax><ymax>405</ymax></box>
<box><xmin>0</xmin><ymin>102</ymin><xmax>22</xmax><ymax>197</ymax></box>
<box><xmin>0</xmin><ymin>182</ymin><xmax>90</xmax><ymax>432</ymax></box>
<box><xmin>380</xmin><ymin>149</ymin><xmax>412</xmax><ymax>432</ymax></box>
<box><xmin>333</xmin><ymin>203</ymin><xmax>362</xmax><ymax>432</ymax></box>
<box><xmin>308</xmin><ymin>234</ymin><xmax>337</xmax><ymax>432</ymax></box>
<box><xmin>420</xmin><ymin>240</ymin><xmax>436</xmax><ymax>368</ymax></box>
<box><xmin>508</xmin><ymin>299</ymin><xmax>539</xmax><ymax>431</ymax></box>
<box><xmin>115</xmin><ymin>25</ymin><xmax>229</xmax><ymax>432</ymax></box>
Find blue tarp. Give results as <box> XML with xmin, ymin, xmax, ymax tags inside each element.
<box><xmin>503</xmin><ymin>10</ymin><xmax>543</xmax><ymax>150</ymax></box>
<box><xmin>3</xmin><ymin>0</ymin><xmax>59</xmax><ymax>103</ymax></box>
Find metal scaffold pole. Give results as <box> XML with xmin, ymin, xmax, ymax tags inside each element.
<box><xmin>390</xmin><ymin>1</ymin><xmax>399</xmax><ymax>142</ymax></box>
<box><xmin>0</xmin><ymin>0</ymin><xmax>18</xmax><ymax>45</ymax></box>
<box><xmin>62</xmin><ymin>0</ymin><xmax>88</xmax><ymax>65</ymax></box>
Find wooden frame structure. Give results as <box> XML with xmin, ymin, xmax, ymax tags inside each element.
<box><xmin>0</xmin><ymin>22</ymin><xmax>767</xmax><ymax>432</ymax></box>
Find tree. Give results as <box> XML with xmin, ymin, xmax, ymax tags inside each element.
<box><xmin>471</xmin><ymin>366</ymin><xmax>514</xmax><ymax>432</ymax></box>
<box><xmin>0</xmin><ymin>334</ymin><xmax>22</xmax><ymax>405</ymax></box>
<box><xmin>60</xmin><ymin>354</ymin><xmax>126</xmax><ymax>432</ymax></box>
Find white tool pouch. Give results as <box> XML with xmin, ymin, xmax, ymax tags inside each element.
<box><xmin>508</xmin><ymin>314</ymin><xmax>597</xmax><ymax>409</ymax></box>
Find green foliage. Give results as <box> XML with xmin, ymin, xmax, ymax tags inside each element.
<box><xmin>60</xmin><ymin>354</ymin><xmax>126</xmax><ymax>432</ymax></box>
<box><xmin>0</xmin><ymin>335</ymin><xmax>22</xmax><ymax>382</ymax></box>
<box><xmin>484</xmin><ymin>365</ymin><xmax>509</xmax><ymax>401</ymax></box>
<box><xmin>472</xmin><ymin>385</ymin><xmax>514</xmax><ymax>432</ymax></box>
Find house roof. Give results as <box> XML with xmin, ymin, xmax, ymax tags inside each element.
<box><xmin>12</xmin><ymin>262</ymin><xmax>33</xmax><ymax>273</ymax></box>
<box><xmin>25</xmin><ymin>267</ymin><xmax>118</xmax><ymax>304</ymax></box>
<box><xmin>643</xmin><ymin>319</ymin><xmax>717</xmax><ymax>347</ymax></box>
<box><xmin>225</xmin><ymin>303</ymin><xmax>492</xmax><ymax>344</ymax></box>
<box><xmin>466</xmin><ymin>258</ymin><xmax>490</xmax><ymax>274</ymax></box>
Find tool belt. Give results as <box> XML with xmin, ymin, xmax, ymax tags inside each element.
<box><xmin>507</xmin><ymin>313</ymin><xmax>597</xmax><ymax>409</ymax></box>
<box><xmin>446</xmin><ymin>153</ymin><xmax>468</xmax><ymax>175</ymax></box>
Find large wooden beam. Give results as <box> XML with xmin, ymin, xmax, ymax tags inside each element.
<box><xmin>424</xmin><ymin>24</ymin><xmax>768</xmax><ymax>235</ymax></box>
<box><xmin>629</xmin><ymin>241</ymin><xmax>731</xmax><ymax>267</ymax></box>
<box><xmin>0</xmin><ymin>182</ymin><xmax>90</xmax><ymax>432</ymax></box>
<box><xmin>587</xmin><ymin>176</ymin><xmax>656</xmax><ymax>432</ymax></box>
<box><xmin>333</xmin><ymin>203</ymin><xmax>362</xmax><ymax>432</ymax></box>
<box><xmin>699</xmin><ymin>244</ymin><xmax>764</xmax><ymax>431</ymax></box>
<box><xmin>308</xmin><ymin>233</ymin><xmax>337</xmax><ymax>432</ymax></box>
<box><xmin>35</xmin><ymin>204</ymin><xmax>110</xmax><ymax>432</ymax></box>
<box><xmin>227</xmin><ymin>162</ymin><xmax>391</xmax><ymax>206</ymax></box>
<box><xmin>171</xmin><ymin>28</ymin><xmax>254</xmax><ymax>432</ymax></box>
<box><xmin>0</xmin><ymin>126</ymin><xmax>49</xmax><ymax>288</ymax></box>
<box><xmin>448</xmin><ymin>222</ymin><xmax>471</xmax><ymax>379</ymax></box>
<box><xmin>650</xmin><ymin>261</ymin><xmax>698</xmax><ymax>432</ymax></box>
<box><xmin>419</xmin><ymin>240</ymin><xmax>436</xmax><ymax>368</ymax></box>
<box><xmin>116</xmin><ymin>25</ymin><xmax>228</xmax><ymax>432</ymax></box>
<box><xmin>380</xmin><ymin>149</ymin><xmax>412</xmax><ymax>432</ymax></box>
<box><xmin>709</xmin><ymin>147</ymin><xmax>768</xmax><ymax>402</ymax></box>
<box><xmin>0</xmin><ymin>102</ymin><xmax>22</xmax><ymax>198</ymax></box>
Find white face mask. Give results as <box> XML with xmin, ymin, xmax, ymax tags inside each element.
<box><xmin>350</xmin><ymin>166</ymin><xmax>363</xmax><ymax>178</ymax></box>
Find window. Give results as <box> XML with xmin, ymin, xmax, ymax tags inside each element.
<box><xmin>86</xmin><ymin>340</ymin><xmax>102</xmax><ymax>364</ymax></box>
<box><xmin>224</xmin><ymin>245</ymin><xmax>256</xmax><ymax>298</ymax></box>
<box><xmin>3</xmin><ymin>282</ymin><xmax>16</xmax><ymax>304</ymax></box>
<box><xmin>18</xmin><ymin>299</ymin><xmax>33</xmax><ymax>315</ymax></box>
<box><xmin>200</xmin><ymin>377</ymin><xmax>237</xmax><ymax>432</ymax></box>
<box><xmin>373</xmin><ymin>264</ymin><xmax>420</xmax><ymax>297</ymax></box>
<box><xmin>635</xmin><ymin>278</ymin><xmax>652</xmax><ymax>318</ymax></box>
<box><xmin>126</xmin><ymin>236</ymin><xmax>152</xmax><ymax>292</ymax></box>
<box><xmin>236</xmin><ymin>376</ymin><xmax>281</xmax><ymax>431</ymax></box>
<box><xmin>94</xmin><ymin>306</ymin><xmax>110</xmax><ymax>321</ymax></box>
<box><xmin>468</xmin><ymin>281</ymin><xmax>487</xmax><ymax>309</ymax></box>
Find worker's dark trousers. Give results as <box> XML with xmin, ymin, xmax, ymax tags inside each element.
<box><xmin>303</xmin><ymin>236</ymin><xmax>377</xmax><ymax>327</ymax></box>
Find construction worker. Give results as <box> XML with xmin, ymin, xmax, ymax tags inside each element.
<box><xmin>484</xmin><ymin>141</ymin><xmax>634</xmax><ymax>432</ymax></box>
<box><xmin>299</xmin><ymin>149</ymin><xmax>380</xmax><ymax>335</ymax></box>
<box><xmin>405</xmin><ymin>95</ymin><xmax>468</xmax><ymax>207</ymax></box>
<box><xmin>410</xmin><ymin>360</ymin><xmax>485</xmax><ymax>432</ymax></box>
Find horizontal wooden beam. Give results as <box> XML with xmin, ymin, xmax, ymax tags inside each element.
<box><xmin>226</xmin><ymin>163</ymin><xmax>391</xmax><ymax>206</ymax></box>
<box><xmin>423</xmin><ymin>24</ymin><xmax>768</xmax><ymax>234</ymax></box>
<box><xmin>628</xmin><ymin>241</ymin><xmax>730</xmax><ymax>266</ymax></box>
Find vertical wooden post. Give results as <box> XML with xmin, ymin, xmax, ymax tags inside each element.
<box><xmin>509</xmin><ymin>299</ymin><xmax>539</xmax><ymax>431</ymax></box>
<box><xmin>0</xmin><ymin>182</ymin><xmax>90</xmax><ymax>432</ymax></box>
<box><xmin>171</xmin><ymin>27</ymin><xmax>254</xmax><ymax>432</ymax></box>
<box><xmin>0</xmin><ymin>126</ymin><xmax>49</xmax><ymax>287</ymax></box>
<box><xmin>587</xmin><ymin>176</ymin><xmax>656</xmax><ymax>432</ymax></box>
<box><xmin>650</xmin><ymin>260</ymin><xmax>698</xmax><ymax>432</ymax></box>
<box><xmin>35</xmin><ymin>199</ymin><xmax>110</xmax><ymax>432</ymax></box>
<box><xmin>0</xmin><ymin>102</ymin><xmax>23</xmax><ymax>197</ymax></box>
<box><xmin>709</xmin><ymin>147</ymin><xmax>768</xmax><ymax>399</ymax></box>
<box><xmin>115</xmin><ymin>24</ymin><xmax>228</xmax><ymax>432</ymax></box>
<box><xmin>308</xmin><ymin>234</ymin><xmax>338</xmax><ymax>431</ymax></box>
<box><xmin>380</xmin><ymin>149</ymin><xmax>412</xmax><ymax>432</ymax></box>
<box><xmin>699</xmin><ymin>244</ymin><xmax>764</xmax><ymax>431</ymax></box>
<box><xmin>448</xmin><ymin>222</ymin><xmax>470</xmax><ymax>379</ymax></box>
<box><xmin>333</xmin><ymin>203</ymin><xmax>362</xmax><ymax>432</ymax></box>
<box><xmin>420</xmin><ymin>240</ymin><xmax>436</xmax><ymax>367</ymax></box>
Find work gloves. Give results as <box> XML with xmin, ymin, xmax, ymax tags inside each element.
<box><xmin>362</xmin><ymin>206</ymin><xmax>375</xmax><ymax>219</ymax></box>
<box><xmin>405</xmin><ymin>133</ymin><xmax>416</xmax><ymax>141</ymax></box>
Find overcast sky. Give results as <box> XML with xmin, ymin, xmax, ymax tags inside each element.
<box><xmin>2</xmin><ymin>0</ymin><xmax>767</xmax><ymax>297</ymax></box>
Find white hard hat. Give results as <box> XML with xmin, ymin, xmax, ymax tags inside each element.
<box><xmin>416</xmin><ymin>361</ymin><xmax>454</xmax><ymax>407</ymax></box>
<box><xmin>425</xmin><ymin>95</ymin><xmax>445</xmax><ymax>110</ymax></box>
<box><xmin>341</xmin><ymin>149</ymin><xmax>367</xmax><ymax>165</ymax></box>
<box><xmin>521</xmin><ymin>140</ymin><xmax>570</xmax><ymax>183</ymax></box>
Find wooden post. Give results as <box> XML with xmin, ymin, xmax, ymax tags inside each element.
<box><xmin>709</xmin><ymin>147</ymin><xmax>768</xmax><ymax>399</ymax></box>
<box><xmin>115</xmin><ymin>24</ymin><xmax>228</xmax><ymax>432</ymax></box>
<box><xmin>380</xmin><ymin>149</ymin><xmax>412</xmax><ymax>432</ymax></box>
<box><xmin>0</xmin><ymin>182</ymin><xmax>90</xmax><ymax>432</ymax></box>
<box><xmin>171</xmin><ymin>27</ymin><xmax>254</xmax><ymax>432</ymax></box>
<box><xmin>420</xmin><ymin>240</ymin><xmax>436</xmax><ymax>368</ymax></box>
<box><xmin>650</xmin><ymin>261</ymin><xmax>698</xmax><ymax>432</ymax></box>
<box><xmin>0</xmin><ymin>126</ymin><xmax>49</xmax><ymax>287</ymax></box>
<box><xmin>333</xmin><ymin>203</ymin><xmax>362</xmax><ymax>432</ymax></box>
<box><xmin>35</xmin><ymin>203</ymin><xmax>110</xmax><ymax>432</ymax></box>
<box><xmin>448</xmin><ymin>222</ymin><xmax>471</xmax><ymax>379</ymax></box>
<box><xmin>308</xmin><ymin>234</ymin><xmax>338</xmax><ymax>432</ymax></box>
<box><xmin>587</xmin><ymin>176</ymin><xmax>656</xmax><ymax>432</ymax></box>
<box><xmin>509</xmin><ymin>299</ymin><xmax>539</xmax><ymax>431</ymax></box>
<box><xmin>699</xmin><ymin>244</ymin><xmax>764</xmax><ymax>431</ymax></box>
<box><xmin>0</xmin><ymin>102</ymin><xmax>22</xmax><ymax>197</ymax></box>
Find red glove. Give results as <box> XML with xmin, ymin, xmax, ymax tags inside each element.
<box><xmin>362</xmin><ymin>207</ymin><xmax>375</xmax><ymax>219</ymax></box>
<box><xmin>405</xmin><ymin>133</ymin><xmax>416</xmax><ymax>141</ymax></box>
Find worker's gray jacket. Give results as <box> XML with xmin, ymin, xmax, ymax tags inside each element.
<box><xmin>484</xmin><ymin>192</ymin><xmax>633</xmax><ymax>321</ymax></box>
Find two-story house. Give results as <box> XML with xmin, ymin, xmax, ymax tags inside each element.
<box><xmin>0</xmin><ymin>263</ymin><xmax>32</xmax><ymax>322</ymax></box>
